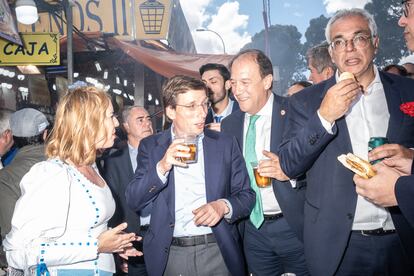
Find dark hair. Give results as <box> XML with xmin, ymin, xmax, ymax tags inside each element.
<box><xmin>199</xmin><ymin>63</ymin><xmax>230</xmax><ymax>82</ymax></box>
<box><xmin>229</xmin><ymin>49</ymin><xmax>273</xmax><ymax>78</ymax></box>
<box><xmin>383</xmin><ymin>64</ymin><xmax>408</xmax><ymax>77</ymax></box>
<box><xmin>307</xmin><ymin>42</ymin><xmax>335</xmax><ymax>73</ymax></box>
<box><xmin>290</xmin><ymin>80</ymin><xmax>313</xmax><ymax>88</ymax></box>
<box><xmin>162</xmin><ymin>75</ymin><xmax>208</xmax><ymax>109</ymax></box>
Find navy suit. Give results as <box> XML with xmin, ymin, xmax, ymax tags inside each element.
<box><xmin>103</xmin><ymin>145</ymin><xmax>139</xmax><ymax>233</ymax></box>
<box><xmin>205</xmin><ymin>100</ymin><xmax>240</xmax><ymax>124</ymax></box>
<box><xmin>102</xmin><ymin>144</ymin><xmax>148</xmax><ymax>275</ymax></box>
<box><xmin>221</xmin><ymin>94</ymin><xmax>306</xmax><ymax>241</ymax></box>
<box><xmin>125</xmin><ymin>128</ymin><xmax>255</xmax><ymax>276</ymax></box>
<box><xmin>279</xmin><ymin>72</ymin><xmax>414</xmax><ymax>275</ymax></box>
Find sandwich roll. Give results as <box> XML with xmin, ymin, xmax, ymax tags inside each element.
<box><xmin>338</xmin><ymin>71</ymin><xmax>355</xmax><ymax>82</ymax></box>
<box><xmin>337</xmin><ymin>153</ymin><xmax>376</xmax><ymax>179</ymax></box>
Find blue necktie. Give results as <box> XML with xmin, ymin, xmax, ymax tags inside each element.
<box><xmin>244</xmin><ymin>115</ymin><xmax>264</xmax><ymax>228</ymax></box>
<box><xmin>214</xmin><ymin>115</ymin><xmax>223</xmax><ymax>123</ymax></box>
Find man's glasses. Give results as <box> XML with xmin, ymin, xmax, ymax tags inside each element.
<box><xmin>176</xmin><ymin>100</ymin><xmax>211</xmax><ymax>112</ymax></box>
<box><xmin>330</xmin><ymin>34</ymin><xmax>373</xmax><ymax>52</ymax></box>
<box><xmin>402</xmin><ymin>0</ymin><xmax>413</xmax><ymax>17</ymax></box>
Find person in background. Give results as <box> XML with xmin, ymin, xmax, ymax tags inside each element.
<box><xmin>402</xmin><ymin>62</ymin><xmax>414</xmax><ymax>78</ymax></box>
<box><xmin>200</xmin><ymin>63</ymin><xmax>239</xmax><ymax>132</ymax></box>
<box><xmin>0</xmin><ymin>109</ymin><xmax>15</xmax><ymax>169</ymax></box>
<box><xmin>306</xmin><ymin>41</ymin><xmax>336</xmax><ymax>84</ymax></box>
<box><xmin>279</xmin><ymin>8</ymin><xmax>414</xmax><ymax>275</ymax></box>
<box><xmin>0</xmin><ymin>108</ymin><xmax>50</xmax><ymax>250</ymax></box>
<box><xmin>3</xmin><ymin>87</ymin><xmax>140</xmax><ymax>275</ymax></box>
<box><xmin>222</xmin><ymin>49</ymin><xmax>308</xmax><ymax>276</ymax></box>
<box><xmin>287</xmin><ymin>80</ymin><xmax>312</xmax><ymax>96</ymax></box>
<box><xmin>383</xmin><ymin>64</ymin><xmax>408</xmax><ymax>76</ymax></box>
<box><xmin>102</xmin><ymin>105</ymin><xmax>153</xmax><ymax>275</ymax></box>
<box><xmin>126</xmin><ymin>75</ymin><xmax>255</xmax><ymax>276</ymax></box>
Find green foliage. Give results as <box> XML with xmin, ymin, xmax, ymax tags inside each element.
<box><xmin>365</xmin><ymin>0</ymin><xmax>409</xmax><ymax>66</ymax></box>
<box><xmin>242</xmin><ymin>24</ymin><xmax>305</xmax><ymax>95</ymax></box>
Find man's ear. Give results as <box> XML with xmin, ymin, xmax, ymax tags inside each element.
<box><xmin>373</xmin><ymin>36</ymin><xmax>379</xmax><ymax>53</ymax></box>
<box><xmin>165</xmin><ymin>106</ymin><xmax>176</xmax><ymax>121</ymax></box>
<box><xmin>225</xmin><ymin>80</ymin><xmax>231</xmax><ymax>91</ymax></box>
<box><xmin>263</xmin><ymin>74</ymin><xmax>273</xmax><ymax>90</ymax></box>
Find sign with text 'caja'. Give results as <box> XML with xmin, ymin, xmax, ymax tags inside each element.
<box><xmin>0</xmin><ymin>32</ymin><xmax>60</xmax><ymax>66</ymax></box>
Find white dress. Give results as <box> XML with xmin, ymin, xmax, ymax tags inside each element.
<box><xmin>3</xmin><ymin>159</ymin><xmax>116</xmax><ymax>275</ymax></box>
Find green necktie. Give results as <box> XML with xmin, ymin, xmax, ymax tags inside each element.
<box><xmin>245</xmin><ymin>115</ymin><xmax>264</xmax><ymax>228</ymax></box>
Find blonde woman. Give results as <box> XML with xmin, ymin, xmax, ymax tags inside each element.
<box><xmin>4</xmin><ymin>87</ymin><xmax>140</xmax><ymax>275</ymax></box>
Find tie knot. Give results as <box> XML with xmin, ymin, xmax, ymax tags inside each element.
<box><xmin>249</xmin><ymin>115</ymin><xmax>260</xmax><ymax>125</ymax></box>
<box><xmin>214</xmin><ymin>115</ymin><xmax>223</xmax><ymax>123</ymax></box>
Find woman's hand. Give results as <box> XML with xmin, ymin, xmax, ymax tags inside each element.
<box><xmin>97</xmin><ymin>222</ymin><xmax>137</xmax><ymax>253</ymax></box>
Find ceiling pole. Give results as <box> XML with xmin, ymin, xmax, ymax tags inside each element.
<box><xmin>64</xmin><ymin>0</ymin><xmax>73</xmax><ymax>85</ymax></box>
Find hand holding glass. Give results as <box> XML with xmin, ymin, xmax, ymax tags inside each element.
<box><xmin>251</xmin><ymin>160</ymin><xmax>271</xmax><ymax>188</ymax></box>
<box><xmin>175</xmin><ymin>135</ymin><xmax>198</xmax><ymax>164</ymax></box>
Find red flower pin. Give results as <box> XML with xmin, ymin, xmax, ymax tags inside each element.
<box><xmin>400</xmin><ymin>102</ymin><xmax>414</xmax><ymax>117</ymax></box>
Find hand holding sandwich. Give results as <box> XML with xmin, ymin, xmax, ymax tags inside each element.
<box><xmin>319</xmin><ymin>72</ymin><xmax>362</xmax><ymax>124</ymax></box>
<box><xmin>353</xmin><ymin>162</ymin><xmax>401</xmax><ymax>207</ymax></box>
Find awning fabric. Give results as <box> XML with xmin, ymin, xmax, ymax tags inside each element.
<box><xmin>61</xmin><ymin>32</ymin><xmax>234</xmax><ymax>78</ymax></box>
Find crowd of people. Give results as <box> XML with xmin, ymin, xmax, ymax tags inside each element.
<box><xmin>0</xmin><ymin>3</ymin><xmax>414</xmax><ymax>276</ymax></box>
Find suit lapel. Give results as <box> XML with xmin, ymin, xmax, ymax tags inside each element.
<box><xmin>122</xmin><ymin>146</ymin><xmax>134</xmax><ymax>178</ymax></box>
<box><xmin>203</xmin><ymin>131</ymin><xmax>222</xmax><ymax>201</ymax></box>
<box><xmin>380</xmin><ymin>73</ymin><xmax>404</xmax><ymax>142</ymax></box>
<box><xmin>155</xmin><ymin>130</ymin><xmax>175</xmax><ymax>219</ymax></box>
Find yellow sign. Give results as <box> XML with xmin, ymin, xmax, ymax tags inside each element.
<box><xmin>135</xmin><ymin>0</ymin><xmax>172</xmax><ymax>40</ymax></box>
<box><xmin>0</xmin><ymin>33</ymin><xmax>60</xmax><ymax>65</ymax></box>
<box><xmin>17</xmin><ymin>0</ymin><xmax>134</xmax><ymax>38</ymax></box>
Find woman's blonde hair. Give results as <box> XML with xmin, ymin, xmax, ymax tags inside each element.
<box><xmin>46</xmin><ymin>86</ymin><xmax>111</xmax><ymax>166</ymax></box>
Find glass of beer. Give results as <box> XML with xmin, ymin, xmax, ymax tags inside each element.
<box><xmin>176</xmin><ymin>135</ymin><xmax>198</xmax><ymax>164</ymax></box>
<box><xmin>251</xmin><ymin>161</ymin><xmax>271</xmax><ymax>188</ymax></box>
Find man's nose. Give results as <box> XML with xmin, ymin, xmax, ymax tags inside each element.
<box><xmin>398</xmin><ymin>15</ymin><xmax>407</xmax><ymax>27</ymax></box>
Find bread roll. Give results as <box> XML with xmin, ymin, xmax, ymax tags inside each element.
<box><xmin>337</xmin><ymin>153</ymin><xmax>376</xmax><ymax>179</ymax></box>
<box><xmin>339</xmin><ymin>72</ymin><xmax>355</xmax><ymax>82</ymax></box>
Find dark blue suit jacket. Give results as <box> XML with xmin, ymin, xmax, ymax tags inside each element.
<box><xmin>102</xmin><ymin>145</ymin><xmax>140</xmax><ymax>234</ymax></box>
<box><xmin>205</xmin><ymin>100</ymin><xmax>240</xmax><ymax>124</ymax></box>
<box><xmin>279</xmin><ymin>72</ymin><xmax>414</xmax><ymax>275</ymax></box>
<box><xmin>221</xmin><ymin>94</ymin><xmax>306</xmax><ymax>241</ymax></box>
<box><xmin>125</xmin><ymin>128</ymin><xmax>255</xmax><ymax>276</ymax></box>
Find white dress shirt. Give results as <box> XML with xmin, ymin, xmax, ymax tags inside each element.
<box><xmin>243</xmin><ymin>93</ymin><xmax>281</xmax><ymax>214</ymax></box>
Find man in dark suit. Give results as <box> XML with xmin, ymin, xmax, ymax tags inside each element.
<box><xmin>125</xmin><ymin>75</ymin><xmax>255</xmax><ymax>276</ymax></box>
<box><xmin>200</xmin><ymin>63</ymin><xmax>239</xmax><ymax>132</ymax></box>
<box><xmin>103</xmin><ymin>105</ymin><xmax>153</xmax><ymax>275</ymax></box>
<box><xmin>222</xmin><ymin>49</ymin><xmax>308</xmax><ymax>275</ymax></box>
<box><xmin>350</xmin><ymin>2</ymin><xmax>414</xmax><ymax>267</ymax></box>
<box><xmin>279</xmin><ymin>8</ymin><xmax>414</xmax><ymax>275</ymax></box>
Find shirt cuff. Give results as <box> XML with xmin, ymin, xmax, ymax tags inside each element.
<box><xmin>218</xmin><ymin>199</ymin><xmax>233</xmax><ymax>219</ymax></box>
<box><xmin>317</xmin><ymin>110</ymin><xmax>335</xmax><ymax>134</ymax></box>
<box><xmin>156</xmin><ymin>162</ymin><xmax>169</xmax><ymax>183</ymax></box>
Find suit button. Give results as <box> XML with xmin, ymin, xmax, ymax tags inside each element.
<box><xmin>309</xmin><ymin>138</ymin><xmax>316</xmax><ymax>145</ymax></box>
<box><xmin>164</xmin><ymin>247</ymin><xmax>169</xmax><ymax>253</ymax></box>
<box><xmin>169</xmin><ymin>223</ymin><xmax>174</xmax><ymax>228</ymax></box>
<box><xmin>347</xmin><ymin>213</ymin><xmax>353</xmax><ymax>220</ymax></box>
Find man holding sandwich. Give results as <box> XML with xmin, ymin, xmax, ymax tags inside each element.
<box><xmin>278</xmin><ymin>8</ymin><xmax>414</xmax><ymax>275</ymax></box>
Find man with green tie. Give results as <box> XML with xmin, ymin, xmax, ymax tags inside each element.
<box><xmin>221</xmin><ymin>49</ymin><xmax>308</xmax><ymax>275</ymax></box>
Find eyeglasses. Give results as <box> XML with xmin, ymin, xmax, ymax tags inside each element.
<box><xmin>402</xmin><ymin>0</ymin><xmax>413</xmax><ymax>17</ymax></box>
<box><xmin>176</xmin><ymin>100</ymin><xmax>211</xmax><ymax>112</ymax></box>
<box><xmin>330</xmin><ymin>34</ymin><xmax>373</xmax><ymax>52</ymax></box>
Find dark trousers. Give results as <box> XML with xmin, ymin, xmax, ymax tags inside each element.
<box><xmin>244</xmin><ymin>217</ymin><xmax>309</xmax><ymax>276</ymax></box>
<box><xmin>335</xmin><ymin>231</ymin><xmax>413</xmax><ymax>276</ymax></box>
<box><xmin>115</xmin><ymin>227</ymin><xmax>148</xmax><ymax>276</ymax></box>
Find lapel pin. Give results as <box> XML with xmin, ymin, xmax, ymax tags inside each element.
<box><xmin>280</xmin><ymin>109</ymin><xmax>286</xmax><ymax>116</ymax></box>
